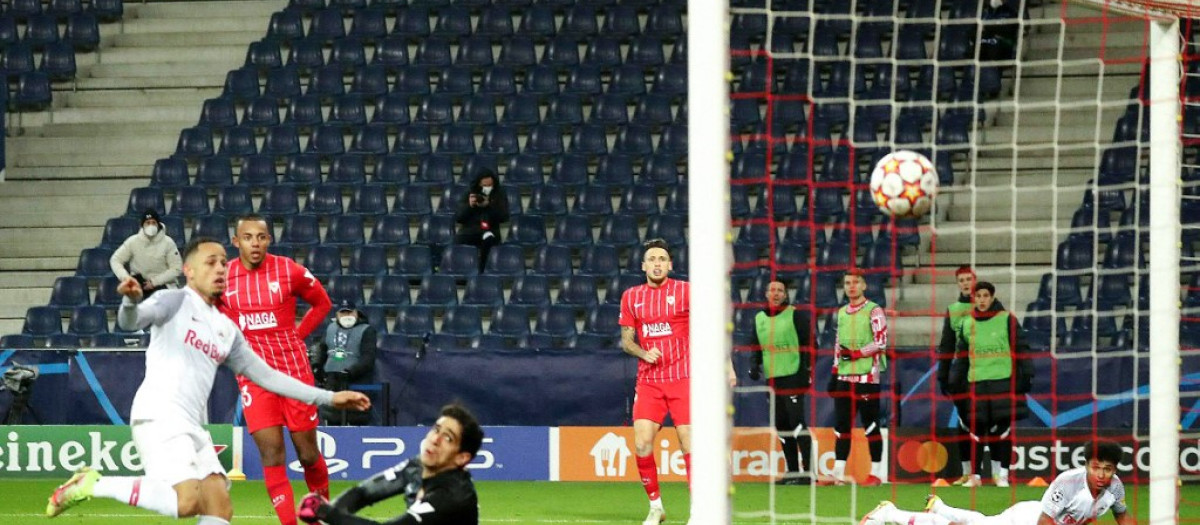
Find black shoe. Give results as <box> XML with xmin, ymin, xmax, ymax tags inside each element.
<box><xmin>774</xmin><ymin>475</ymin><xmax>811</xmax><ymax>486</ymax></box>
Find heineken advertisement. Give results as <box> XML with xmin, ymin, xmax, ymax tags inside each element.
<box><xmin>0</xmin><ymin>425</ymin><xmax>235</xmax><ymax>478</ymax></box>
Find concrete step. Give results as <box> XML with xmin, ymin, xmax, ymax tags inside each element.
<box><xmin>909</xmin><ymin>265</ymin><xmax>1047</xmax><ymax>285</ymax></box>
<box><xmin>0</xmin><ymin>227</ymin><xmax>107</xmax><ymax>258</ymax></box>
<box><xmin>97</xmin><ymin>45</ymin><xmax>248</xmax><ymax>66</ymax></box>
<box><xmin>54</xmin><ymin>89</ymin><xmax>215</xmax><ymax>108</ymax></box>
<box><xmin>0</xmin><ymin>319</ymin><xmax>29</xmax><ymax>338</ymax></box>
<box><xmin>122</xmin><ymin>16</ymin><xmax>274</xmax><ymax>35</ymax></box>
<box><xmin>109</xmin><ymin>31</ymin><xmax>266</xmax><ymax>48</ymax></box>
<box><xmin>0</xmin><ymin>210</ymin><xmax>116</xmax><ymax>228</ymax></box>
<box><xmin>0</xmin><ymin>256</ymin><xmax>78</xmax><ymax>271</ymax></box>
<box><xmin>127</xmin><ymin>1</ymin><xmax>283</xmax><ymax>19</ymax></box>
<box><xmin>27</xmin><ymin>121</ymin><xmax>198</xmax><ymax>138</ymax></box>
<box><xmin>75</xmin><ymin>74</ymin><xmax>226</xmax><ymax>90</ymax></box>
<box><xmin>85</xmin><ymin>61</ymin><xmax>241</xmax><ymax>79</ymax></box>
<box><xmin>0</xmin><ymin>271</ymin><xmax>64</xmax><ymax>289</ymax></box>
<box><xmin>34</xmin><ymin>106</ymin><xmax>200</xmax><ymax>126</ymax></box>
<box><xmin>932</xmin><ymin>221</ymin><xmax>1059</xmax><ymax>252</ymax></box>
<box><xmin>0</xmin><ymin>179</ymin><xmax>138</xmax><ymax>198</ymax></box>
<box><xmin>9</xmin><ymin>151</ymin><xmax>164</xmax><ymax>168</ymax></box>
<box><xmin>5</xmin><ymin>166</ymin><xmax>145</xmax><ymax>180</ymax></box>
<box><xmin>8</xmin><ymin>134</ymin><xmax>177</xmax><ymax>155</ymax></box>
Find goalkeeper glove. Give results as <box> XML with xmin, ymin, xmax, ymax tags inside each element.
<box><xmin>298</xmin><ymin>492</ymin><xmax>327</xmax><ymax>524</ymax></box>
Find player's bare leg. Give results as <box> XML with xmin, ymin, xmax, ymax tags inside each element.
<box><xmin>291</xmin><ymin>428</ymin><xmax>331</xmax><ymax>498</ymax></box>
<box><xmin>675</xmin><ymin>424</ymin><xmax>692</xmax><ymax>488</ymax></box>
<box><xmin>254</xmin><ymin>426</ymin><xmax>299</xmax><ymax>525</ymax></box>
<box><xmin>634</xmin><ymin>419</ymin><xmax>666</xmax><ymax>525</ymax></box>
<box><xmin>860</xmin><ymin>501</ymin><xmax>953</xmax><ymax>525</ymax></box>
<box><xmin>195</xmin><ymin>474</ymin><xmax>233</xmax><ymax>522</ymax></box>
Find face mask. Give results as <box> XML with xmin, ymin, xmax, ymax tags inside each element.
<box><xmin>480</xmin><ymin>185</ymin><xmax>493</xmax><ymax>196</ymax></box>
<box><xmin>989</xmin><ymin>0</ymin><xmax>1003</xmax><ymax>8</ymax></box>
<box><xmin>143</xmin><ymin>225</ymin><xmax>159</xmax><ymax>237</ymax></box>
<box><xmin>337</xmin><ymin>316</ymin><xmax>357</xmax><ymax>329</ymax></box>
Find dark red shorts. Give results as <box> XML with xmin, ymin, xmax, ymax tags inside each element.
<box><xmin>238</xmin><ymin>377</ymin><xmax>319</xmax><ymax>434</ymax></box>
<box><xmin>633</xmin><ymin>378</ymin><xmax>690</xmax><ymax>426</ymax></box>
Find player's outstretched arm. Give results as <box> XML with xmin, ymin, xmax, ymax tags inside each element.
<box><xmin>116</xmin><ymin>281</ymin><xmax>184</xmax><ymax>331</ymax></box>
<box><xmin>226</xmin><ymin>331</ymin><xmax>365</xmax><ymax>409</ymax></box>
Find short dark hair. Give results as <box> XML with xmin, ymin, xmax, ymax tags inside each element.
<box><xmin>1084</xmin><ymin>439</ymin><xmax>1124</xmax><ymax>466</ymax></box>
<box><xmin>183</xmin><ymin>236</ymin><xmax>224</xmax><ymax>261</ymax></box>
<box><xmin>769</xmin><ymin>279</ymin><xmax>788</xmax><ymax>291</ymax></box>
<box><xmin>642</xmin><ymin>238</ymin><xmax>670</xmax><ymax>259</ymax></box>
<box><xmin>442</xmin><ymin>403</ymin><xmax>484</xmax><ymax>460</ymax></box>
<box><xmin>235</xmin><ymin>214</ymin><xmax>270</xmax><ymax>230</ymax></box>
<box><xmin>975</xmin><ymin>281</ymin><xmax>996</xmax><ymax>296</ymax></box>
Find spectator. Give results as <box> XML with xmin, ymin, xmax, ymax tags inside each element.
<box><xmin>109</xmin><ymin>208</ymin><xmax>182</xmax><ymax>298</ymax></box>
<box><xmin>454</xmin><ymin>169</ymin><xmax>510</xmax><ymax>273</ymax></box>
<box><xmin>979</xmin><ymin>0</ymin><xmax>1022</xmax><ymax>62</ymax></box>
<box><xmin>949</xmin><ymin>281</ymin><xmax>1034</xmax><ymax>487</ymax></box>
<box><xmin>309</xmin><ymin>301</ymin><xmax>377</xmax><ymax>426</ymax></box>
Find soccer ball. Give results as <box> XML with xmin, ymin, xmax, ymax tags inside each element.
<box><xmin>869</xmin><ymin>150</ymin><xmax>939</xmax><ymax>218</ymax></box>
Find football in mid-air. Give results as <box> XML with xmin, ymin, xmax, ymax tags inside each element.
<box><xmin>869</xmin><ymin>150</ymin><xmax>939</xmax><ymax>218</ymax></box>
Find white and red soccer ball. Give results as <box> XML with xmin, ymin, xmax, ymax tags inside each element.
<box><xmin>869</xmin><ymin>150</ymin><xmax>939</xmax><ymax>218</ymax></box>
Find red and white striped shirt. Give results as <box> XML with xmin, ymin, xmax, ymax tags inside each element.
<box><xmin>619</xmin><ymin>278</ymin><xmax>691</xmax><ymax>383</ymax></box>
<box><xmin>219</xmin><ymin>253</ymin><xmax>332</xmax><ymax>380</ymax></box>
<box><xmin>838</xmin><ymin>300</ymin><xmax>888</xmax><ymax>385</ymax></box>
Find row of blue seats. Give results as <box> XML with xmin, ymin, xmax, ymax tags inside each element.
<box><xmin>203</xmin><ymin>92</ymin><xmax>688</xmax><ymax>132</ymax></box>
<box><xmin>3</xmin><ymin>0</ymin><xmax>121</xmax><ymax>21</ymax></box>
<box><xmin>284</xmin><ymin>0</ymin><xmax>680</xmax><ymax>16</ymax></box>
<box><xmin>266</xmin><ymin>4</ymin><xmax>685</xmax><ymax>43</ymax></box>
<box><xmin>0</xmin><ymin>12</ymin><xmax>100</xmax><ymax>51</ymax></box>
<box><xmin>732</xmin><ymin>61</ymin><xmax>1003</xmax><ymax>105</ymax></box>
<box><xmin>150</xmin><ymin>153</ymin><xmax>685</xmax><ymax>190</ymax></box>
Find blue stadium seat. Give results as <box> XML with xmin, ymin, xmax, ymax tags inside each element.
<box><xmin>351</xmin><ymin>64</ymin><xmax>389</xmax><ymax>99</ymax></box>
<box><xmin>534</xmin><ymin>305</ymin><xmax>578</xmax><ymax>338</ymax></box>
<box><xmin>23</xmin><ymin>306</ymin><xmax>62</xmax><ymax>336</ymax></box>
<box><xmin>497</xmin><ymin>35</ymin><xmax>537</xmax><ymax>69</ymax></box>
<box><xmin>435</xmin><ymin>186</ymin><xmax>467</xmax><ymax>216</ymax></box>
<box><xmin>480</xmin><ymin>67</ymin><xmax>516</xmax><ymax>97</ymax></box>
<box><xmin>499</xmin><ymin>93</ymin><xmax>541</xmax><ymax>126</ymax></box>
<box><xmin>167</xmin><ymin>186</ymin><xmax>209</xmax><ymax>218</ymax></box>
<box><xmin>484</xmin><ymin>244</ymin><xmax>526</xmax><ymax>277</ymax></box>
<box><xmin>510</xmin><ymin>275</ymin><xmax>551</xmax><ymax>307</ymax></box>
<box><xmin>305</xmin><ymin>124</ymin><xmax>346</xmax><ymax>157</ymax></box>
<box><xmin>613</xmin><ymin>125</ymin><xmax>653</xmax><ymax>156</ymax></box>
<box><xmin>589</xmin><ymin>93</ymin><xmax>629</xmax><ymax>126</ymax></box>
<box><xmin>415</xmin><ymin>215</ymin><xmax>456</xmax><ymax>246</ymax></box>
<box><xmin>305</xmin><ymin>245</ymin><xmax>344</xmax><ymax>279</ymax></box>
<box><xmin>646</xmin><ymin>214</ymin><xmax>686</xmax><ymax>247</ymax></box>
<box><xmin>436</xmin><ymin>124</ymin><xmax>476</xmax><ymax>156</ymax></box>
<box><xmin>64</xmin><ymin>11</ymin><xmax>99</xmax><ymax>51</ymax></box>
<box><xmin>0</xmin><ymin>15</ymin><xmax>17</xmax><ymax>49</ymax></box>
<box><xmin>561</xmin><ymin>5</ymin><xmax>598</xmax><ymax>36</ymax></box>
<box><xmin>307</xmin><ymin>64</ymin><xmax>346</xmax><ymax>98</ymax></box>
<box><xmin>604</xmin><ymin>274</ymin><xmax>643</xmax><ymax>305</ymax></box>
<box><xmin>528</xmin><ymin>185</ymin><xmax>568</xmax><ymax>216</ymax></box>
<box><xmin>471</xmin><ymin>125</ymin><xmax>517</xmax><ymax>156</ymax></box>
<box><xmin>1037</xmin><ymin>273</ymin><xmax>1083</xmax><ymax>310</ymax></box>
<box><xmin>276</xmin><ymin>215</ymin><xmax>320</xmax><ymax>249</ymax></box>
<box><xmin>3</xmin><ymin>42</ymin><xmax>37</xmax><ymax>81</ymax></box>
<box><xmin>369</xmin><ymin>36</ymin><xmax>408</xmax><ymax>72</ymax></box>
<box><xmin>522</xmin><ymin>64</ymin><xmax>559</xmax><ymax>96</ymax></box>
<box><xmin>262</xmin><ymin>124</ymin><xmax>301</xmax><ymax>157</ymax></box>
<box><xmin>455</xmin><ymin>35</ymin><xmax>493</xmax><ymax>68</ymax></box>
<box><xmin>46</xmin><ymin>333</ymin><xmax>82</xmax><ymax>348</ymax></box>
<box><xmin>557</xmin><ymin>276</ymin><xmax>599</xmax><ymax>307</ymax></box>
<box><xmin>528</xmin><ymin>244</ymin><xmax>570</xmax><ymax>277</ymax></box>
<box><xmin>33</xmin><ymin>39</ymin><xmax>69</xmax><ymax>80</ymax></box>
<box><xmin>395</xmin><ymin>125</ymin><xmax>433</xmax><ymax>155</ymax></box>
<box><xmin>489</xmin><ymin>305</ymin><xmax>530</xmax><ymax>337</ymax></box>
<box><xmin>242</xmin><ymin>97</ymin><xmax>281</xmax><ymax>128</ymax></box>
<box><xmin>279</xmin><ymin>155</ymin><xmax>320</xmax><ymax>189</ymax></box>
<box><xmin>192</xmin><ymin>214</ymin><xmax>230</xmax><ymax>242</ymax></box>
<box><xmin>517</xmin><ymin>5</ymin><xmax>555</xmax><ymax>38</ymax></box>
<box><xmin>543</xmin><ymin>95</ymin><xmax>585</xmax><ymax>127</ymax></box>
<box><xmin>415</xmin><ymin>275</ymin><xmax>459</xmax><ymax>306</ymax></box>
<box><xmin>583</xmin><ymin>304</ymin><xmax>620</xmax><ymax>337</ymax></box>
<box><xmin>150</xmin><ymin>158</ymin><xmax>189</xmax><ymax>189</ymax></box>
<box><xmin>285</xmin><ymin>95</ymin><xmax>324</xmax><ymax>127</ymax></box>
<box><xmin>438</xmin><ymin>244</ymin><xmax>479</xmax><ymax>278</ymax></box>
<box><xmin>1</xmin><ymin>334</ymin><xmax>36</xmax><ymax>348</ymax></box>
<box><xmin>100</xmin><ymin>216</ymin><xmax>140</xmax><ymax>250</ymax></box>
<box><xmin>525</xmin><ymin>124</ymin><xmax>564</xmax><ymax>155</ymax></box>
<box><xmin>462</xmin><ymin>275</ymin><xmax>505</xmax><ymax>307</ymax></box>
<box><xmin>349</xmin><ymin>124</ymin><xmax>391</xmax><ymax>156</ymax></box>
<box><xmin>663</xmin><ymin>185</ymin><xmax>687</xmax><ymax>215</ymax></box>
<box><xmin>367</xmin><ymin>214</ymin><xmax>410</xmax><ymax>247</ymax></box>
<box><xmin>577</xmin><ymin>244</ymin><xmax>620</xmax><ymax>279</ymax></box>
<box><xmin>476</xmin><ymin>5</ymin><xmax>513</xmax><ymax>37</ymax></box>
<box><xmin>326</xmin><ymin>215</ymin><xmax>366</xmax><ymax>246</ymax></box>
<box><xmin>549</xmin><ymin>154</ymin><xmax>590</xmax><ymax>190</ymax></box>
<box><xmin>541</xmin><ymin>35</ymin><xmax>581</xmax><ymax>68</ymax></box>
<box><xmin>412</xmin><ymin>37</ymin><xmax>452</xmax><ymax>68</ymax></box>
<box><xmin>368</xmin><ymin>274</ymin><xmax>411</xmax><ymax>308</ymax></box>
<box><xmin>68</xmin><ymin>305</ymin><xmax>108</xmax><ymax>336</ymax></box>
<box><xmin>345</xmin><ymin>183</ymin><xmax>386</xmax><ymax>217</ymax></box>
<box><xmin>194</xmin><ymin>156</ymin><xmax>234</xmax><ymax>188</ymax></box>
<box><xmin>1094</xmin><ymin>272</ymin><xmax>1132</xmax><ymax>308</ymax></box>
<box><xmin>301</xmin><ymin>183</ymin><xmax>343</xmax><ymax>215</ymax></box>
<box><xmin>326</xmin><ymin>275</ymin><xmax>365</xmax><ymax>307</ymax></box>
<box><xmin>309</xmin><ymin>8</ymin><xmax>346</xmax><ymax>41</ymax></box>
<box><xmin>217</xmin><ymin>125</ymin><xmax>257</xmax><ymax>157</ymax></box>
<box><xmin>261</xmin><ymin>66</ymin><xmax>301</xmax><ymax>101</ymax></box>
<box><xmin>326</xmin><ymin>96</ymin><xmax>367</xmax><ymax>129</ymax></box>
<box><xmin>174</xmin><ymin>126</ymin><xmax>214</xmax><ymax>159</ymax></box>
<box><xmin>503</xmin><ymin>155</ymin><xmax>543</xmax><ymax>191</ymax></box>
<box><xmin>244</xmin><ymin>38</ymin><xmax>282</xmax><ymax>71</ymax></box>
<box><xmin>370</xmin><ymin>94</ymin><xmax>410</xmax><ymax>127</ymax></box>
<box><xmin>49</xmin><ymin>276</ymin><xmax>90</xmax><ymax>310</ymax></box>
<box><xmin>736</xmin><ymin>221</ymin><xmax>776</xmax><ymax>248</ymax></box>
<box><xmin>413</xmin><ymin>155</ymin><xmax>453</xmax><ymax>187</ymax></box>
<box><xmin>459</xmin><ymin>94</ymin><xmax>498</xmax><ymax>126</ymax></box>
<box><xmin>343</xmin><ymin>244</ymin><xmax>386</xmax><ymax>278</ymax></box>
<box><xmin>393</xmin><ymin>305</ymin><xmax>434</xmax><ymax>338</ymax></box>
<box><xmin>392</xmin><ymin>3</ymin><xmax>429</xmax><ymax>35</ymax></box>
<box><xmin>627</xmin><ymin>36</ymin><xmax>666</xmax><ymax>68</ymax></box>
<box><xmin>213</xmin><ymin>186</ymin><xmax>253</xmax><ymax>216</ymax></box>
<box><xmin>564</xmin><ymin>65</ymin><xmax>603</xmax><ymax>98</ymax></box>
<box><xmin>1055</xmin><ymin>238</ymin><xmax>1094</xmax><ymax>271</ymax></box>
<box><xmin>508</xmin><ymin>215</ymin><xmax>548</xmax><ymax>246</ymax></box>
<box><xmin>618</xmin><ymin>185</ymin><xmax>659</xmax><ymax>216</ymax></box>
<box><xmin>595</xmin><ymin>155</ymin><xmax>634</xmax><ymax>187</ymax></box>
<box><xmin>349</xmin><ymin>8</ymin><xmax>387</xmax><ymax>41</ymax></box>
<box><xmin>441</xmin><ymin>306</ymin><xmax>483</xmax><ymax>337</ymax></box>
<box><xmin>268</xmin><ymin>9</ymin><xmax>305</xmax><ymax>41</ymax></box>
<box><xmin>598</xmin><ymin>215</ymin><xmax>640</xmax><ymax>249</ymax></box>
<box><xmin>582</xmin><ymin>36</ymin><xmax>622</xmax><ymax>70</ymax></box>
<box><xmin>287</xmin><ymin>38</ymin><xmax>326</xmax><ymax>71</ymax></box>
<box><xmin>567</xmin><ymin>125</ymin><xmax>608</xmax><ymax>155</ymax></box>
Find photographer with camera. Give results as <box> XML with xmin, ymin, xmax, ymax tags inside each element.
<box><xmin>454</xmin><ymin>169</ymin><xmax>510</xmax><ymax>273</ymax></box>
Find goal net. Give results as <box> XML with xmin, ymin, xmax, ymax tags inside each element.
<box><xmin>693</xmin><ymin>0</ymin><xmax>1199</xmax><ymax>523</ymax></box>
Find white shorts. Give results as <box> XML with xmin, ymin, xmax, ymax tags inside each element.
<box><xmin>978</xmin><ymin>501</ymin><xmax>1043</xmax><ymax>525</ymax></box>
<box><xmin>131</xmin><ymin>420</ymin><xmax>227</xmax><ymax>487</ymax></box>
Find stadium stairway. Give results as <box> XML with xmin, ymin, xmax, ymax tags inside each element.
<box><xmin>0</xmin><ymin>0</ymin><xmax>280</xmax><ymax>335</ymax></box>
<box><xmin>892</xmin><ymin>1</ymin><xmax>1146</xmax><ymax>346</ymax></box>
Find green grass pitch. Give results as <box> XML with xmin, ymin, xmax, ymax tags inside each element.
<box><xmin>4</xmin><ymin>479</ymin><xmax>1197</xmax><ymax>523</ymax></box>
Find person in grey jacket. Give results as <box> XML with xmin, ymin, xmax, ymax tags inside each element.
<box><xmin>110</xmin><ymin>208</ymin><xmax>182</xmax><ymax>297</ymax></box>
<box><xmin>310</xmin><ymin>301</ymin><xmax>377</xmax><ymax>425</ymax></box>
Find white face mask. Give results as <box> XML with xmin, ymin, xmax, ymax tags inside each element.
<box><xmin>337</xmin><ymin>316</ymin><xmax>357</xmax><ymax>329</ymax></box>
<box><xmin>480</xmin><ymin>185</ymin><xmax>493</xmax><ymax>196</ymax></box>
<box><xmin>143</xmin><ymin>224</ymin><xmax>159</xmax><ymax>237</ymax></box>
<box><xmin>989</xmin><ymin>0</ymin><xmax>1004</xmax><ymax>8</ymax></box>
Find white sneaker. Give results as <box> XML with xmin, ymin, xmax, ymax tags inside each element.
<box><xmin>961</xmin><ymin>475</ymin><xmax>983</xmax><ymax>487</ymax></box>
<box><xmin>642</xmin><ymin>506</ymin><xmax>666</xmax><ymax>525</ymax></box>
<box><xmin>860</xmin><ymin>501</ymin><xmax>895</xmax><ymax>525</ymax></box>
<box><xmin>995</xmin><ymin>474</ymin><xmax>1010</xmax><ymax>487</ymax></box>
<box><xmin>923</xmin><ymin>494</ymin><xmax>943</xmax><ymax>513</ymax></box>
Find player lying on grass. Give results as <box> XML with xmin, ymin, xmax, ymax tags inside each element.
<box><xmin>45</xmin><ymin>237</ymin><xmax>371</xmax><ymax>525</ymax></box>
<box><xmin>860</xmin><ymin>440</ymin><xmax>1132</xmax><ymax>525</ymax></box>
<box><xmin>297</xmin><ymin>404</ymin><xmax>483</xmax><ymax>525</ymax></box>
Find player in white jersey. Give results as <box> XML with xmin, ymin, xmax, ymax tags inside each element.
<box><xmin>44</xmin><ymin>237</ymin><xmax>371</xmax><ymax>525</ymax></box>
<box><xmin>861</xmin><ymin>440</ymin><xmax>1132</xmax><ymax>525</ymax></box>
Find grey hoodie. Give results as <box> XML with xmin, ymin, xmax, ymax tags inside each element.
<box><xmin>109</xmin><ymin>225</ymin><xmax>183</xmax><ymax>287</ymax></box>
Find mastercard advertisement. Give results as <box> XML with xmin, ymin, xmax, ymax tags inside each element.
<box><xmin>556</xmin><ymin>426</ymin><xmax>886</xmax><ymax>482</ymax></box>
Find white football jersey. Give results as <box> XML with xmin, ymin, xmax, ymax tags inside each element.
<box><xmin>120</xmin><ymin>287</ymin><xmax>332</xmax><ymax>426</ymax></box>
<box><xmin>1040</xmin><ymin>467</ymin><xmax>1127</xmax><ymax>525</ymax></box>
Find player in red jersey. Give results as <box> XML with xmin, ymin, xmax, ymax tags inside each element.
<box><xmin>220</xmin><ymin>215</ymin><xmax>333</xmax><ymax>525</ymax></box>
<box><xmin>619</xmin><ymin>238</ymin><xmax>735</xmax><ymax>525</ymax></box>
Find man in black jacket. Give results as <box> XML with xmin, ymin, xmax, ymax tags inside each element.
<box><xmin>454</xmin><ymin>169</ymin><xmax>510</xmax><ymax>273</ymax></box>
<box><xmin>748</xmin><ymin>280</ymin><xmax>814</xmax><ymax>485</ymax></box>
<box><xmin>298</xmin><ymin>404</ymin><xmax>482</xmax><ymax>525</ymax></box>
<box><xmin>949</xmin><ymin>281</ymin><xmax>1033</xmax><ymax>488</ymax></box>
<box><xmin>309</xmin><ymin>301</ymin><xmax>377</xmax><ymax>425</ymax></box>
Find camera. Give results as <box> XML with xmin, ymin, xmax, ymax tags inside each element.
<box><xmin>472</xmin><ymin>193</ymin><xmax>489</xmax><ymax>205</ymax></box>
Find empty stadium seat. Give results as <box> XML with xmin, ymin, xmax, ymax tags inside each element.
<box><xmin>557</xmin><ymin>276</ymin><xmax>599</xmax><ymax>307</ymax></box>
<box><xmin>393</xmin><ymin>305</ymin><xmax>434</xmax><ymax>337</ymax></box>
<box><xmin>328</xmin><ymin>215</ymin><xmax>368</xmax><ymax>246</ymax></box>
<box><xmin>438</xmin><ymin>244</ymin><xmax>480</xmax><ymax>278</ymax></box>
<box><xmin>489</xmin><ymin>305</ymin><xmax>531</xmax><ymax>337</ymax></box>
<box><xmin>483</xmin><ymin>244</ymin><xmax>526</xmax><ymax>277</ymax></box>
<box><xmin>534</xmin><ymin>305</ymin><xmax>578</xmax><ymax>339</ymax></box>
<box><xmin>441</xmin><ymin>306</ymin><xmax>483</xmax><ymax>337</ymax></box>
<box><xmin>415</xmin><ymin>215</ymin><xmax>456</xmax><ymax>246</ymax></box>
<box><xmin>462</xmin><ymin>275</ymin><xmax>505</xmax><ymax>307</ymax></box>
<box><xmin>305</xmin><ymin>245</ymin><xmax>344</xmax><ymax>279</ymax></box>
<box><xmin>23</xmin><ymin>306</ymin><xmax>62</xmax><ymax>335</ymax></box>
<box><xmin>415</xmin><ymin>275</ymin><xmax>459</xmax><ymax>306</ymax></box>
<box><xmin>48</xmin><ymin>276</ymin><xmax>90</xmax><ymax>310</ymax></box>
<box><xmin>1</xmin><ymin>334</ymin><xmax>35</xmax><ymax>348</ymax></box>
<box><xmin>277</xmin><ymin>215</ymin><xmax>321</xmax><ymax>249</ymax></box>
<box><xmin>367</xmin><ymin>274</ymin><xmax>411</xmax><ymax>308</ymax></box>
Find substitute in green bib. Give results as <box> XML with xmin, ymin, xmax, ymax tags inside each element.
<box><xmin>936</xmin><ymin>266</ymin><xmax>996</xmax><ymax>486</ymax></box>
<box><xmin>822</xmin><ymin>269</ymin><xmax>888</xmax><ymax>486</ymax></box>
<box><xmin>948</xmin><ymin>281</ymin><xmax>1034</xmax><ymax>488</ymax></box>
<box><xmin>748</xmin><ymin>280</ymin><xmax>815</xmax><ymax>485</ymax></box>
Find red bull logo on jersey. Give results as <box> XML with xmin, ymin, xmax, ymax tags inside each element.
<box><xmin>239</xmin><ymin>311</ymin><xmax>278</xmax><ymax>331</ymax></box>
<box><xmin>642</xmin><ymin>322</ymin><xmax>672</xmax><ymax>338</ymax></box>
<box><xmin>184</xmin><ymin>329</ymin><xmax>222</xmax><ymax>360</ymax></box>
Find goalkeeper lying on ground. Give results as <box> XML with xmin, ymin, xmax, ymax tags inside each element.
<box><xmin>861</xmin><ymin>440</ymin><xmax>1133</xmax><ymax>525</ymax></box>
<box><xmin>298</xmin><ymin>404</ymin><xmax>482</xmax><ymax>525</ymax></box>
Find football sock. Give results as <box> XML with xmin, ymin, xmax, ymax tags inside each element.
<box><xmin>636</xmin><ymin>454</ymin><xmax>661</xmax><ymax>502</ymax></box>
<box><xmin>833</xmin><ymin>460</ymin><xmax>847</xmax><ymax>480</ymax></box>
<box><xmin>264</xmin><ymin>465</ymin><xmax>298</xmax><ymax>525</ymax></box>
<box><xmin>683</xmin><ymin>453</ymin><xmax>691</xmax><ymax>489</ymax></box>
<box><xmin>869</xmin><ymin>461</ymin><xmax>884</xmax><ymax>479</ymax></box>
<box><xmin>94</xmin><ymin>476</ymin><xmax>179</xmax><ymax>518</ymax></box>
<box><xmin>303</xmin><ymin>456</ymin><xmax>330</xmax><ymax>499</ymax></box>
<box><xmin>960</xmin><ymin>460</ymin><xmax>972</xmax><ymax>477</ymax></box>
<box><xmin>882</xmin><ymin>507</ymin><xmax>951</xmax><ymax>525</ymax></box>
<box><xmin>196</xmin><ymin>517</ymin><xmax>231</xmax><ymax>525</ymax></box>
